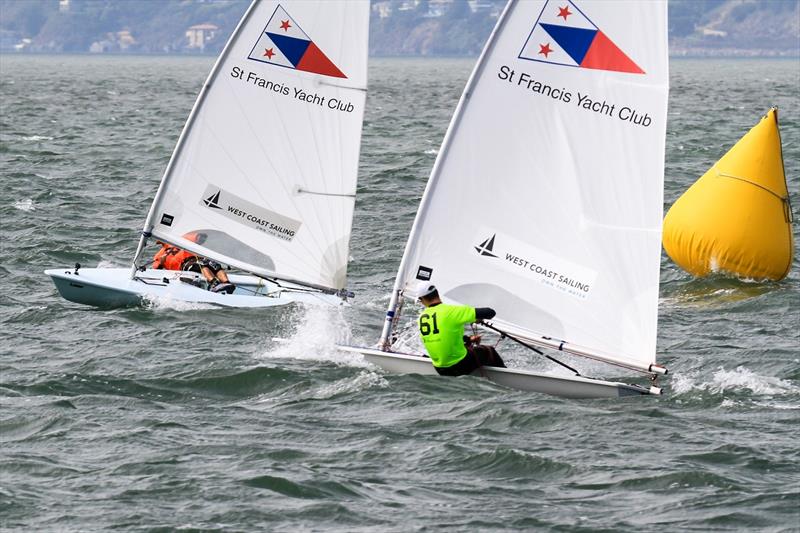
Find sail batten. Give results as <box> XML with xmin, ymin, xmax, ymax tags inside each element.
<box><xmin>136</xmin><ymin>0</ymin><xmax>369</xmax><ymax>290</ymax></box>
<box><xmin>385</xmin><ymin>0</ymin><xmax>668</xmax><ymax>373</ymax></box>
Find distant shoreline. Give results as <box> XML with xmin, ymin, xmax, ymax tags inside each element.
<box><xmin>1</xmin><ymin>52</ymin><xmax>799</xmax><ymax>60</ymax></box>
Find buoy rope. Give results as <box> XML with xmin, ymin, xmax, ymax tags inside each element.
<box><xmin>716</xmin><ymin>171</ymin><xmax>788</xmax><ymax>202</ymax></box>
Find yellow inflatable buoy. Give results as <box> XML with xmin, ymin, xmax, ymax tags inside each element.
<box><xmin>663</xmin><ymin>108</ymin><xmax>794</xmax><ymax>280</ymax></box>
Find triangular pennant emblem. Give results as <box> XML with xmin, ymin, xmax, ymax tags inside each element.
<box><xmin>204</xmin><ymin>190</ymin><xmax>222</xmax><ymax>209</ymax></box>
<box><xmin>475</xmin><ymin>234</ymin><xmax>498</xmax><ymax>257</ymax></box>
<box><xmin>519</xmin><ymin>0</ymin><xmax>644</xmax><ymax>74</ymax></box>
<box><xmin>247</xmin><ymin>4</ymin><xmax>346</xmax><ymax>78</ymax></box>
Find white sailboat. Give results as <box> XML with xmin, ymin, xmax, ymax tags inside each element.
<box><xmin>47</xmin><ymin>0</ymin><xmax>369</xmax><ymax>308</ymax></box>
<box><xmin>339</xmin><ymin>0</ymin><xmax>670</xmax><ymax>398</ymax></box>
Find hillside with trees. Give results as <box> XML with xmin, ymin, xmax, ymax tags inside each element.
<box><xmin>0</xmin><ymin>0</ymin><xmax>797</xmax><ymax>56</ymax></box>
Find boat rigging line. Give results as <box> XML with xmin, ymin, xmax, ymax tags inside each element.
<box><xmin>479</xmin><ymin>321</ymin><xmax>581</xmax><ymax>376</ymax></box>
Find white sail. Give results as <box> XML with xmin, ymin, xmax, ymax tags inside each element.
<box><xmin>390</xmin><ymin>0</ymin><xmax>668</xmax><ymax>372</ymax></box>
<box><xmin>141</xmin><ymin>0</ymin><xmax>369</xmax><ymax>290</ymax></box>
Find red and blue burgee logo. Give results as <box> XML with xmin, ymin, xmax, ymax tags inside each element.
<box><xmin>519</xmin><ymin>0</ymin><xmax>643</xmax><ymax>74</ymax></box>
<box><xmin>247</xmin><ymin>4</ymin><xmax>346</xmax><ymax>78</ymax></box>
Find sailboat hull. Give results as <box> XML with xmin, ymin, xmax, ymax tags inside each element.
<box><xmin>337</xmin><ymin>346</ymin><xmax>656</xmax><ymax>399</ymax></box>
<box><xmin>46</xmin><ymin>268</ymin><xmax>345</xmax><ymax>309</ymax></box>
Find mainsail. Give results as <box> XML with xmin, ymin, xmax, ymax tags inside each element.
<box><xmin>382</xmin><ymin>0</ymin><xmax>669</xmax><ymax>373</ymax></box>
<box><xmin>133</xmin><ymin>0</ymin><xmax>369</xmax><ymax>291</ymax></box>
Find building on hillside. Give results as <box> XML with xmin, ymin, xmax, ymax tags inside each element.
<box><xmin>89</xmin><ymin>37</ymin><xmax>114</xmax><ymax>53</ymax></box>
<box><xmin>468</xmin><ymin>0</ymin><xmax>497</xmax><ymax>15</ymax></box>
<box><xmin>397</xmin><ymin>1</ymin><xmax>416</xmax><ymax>12</ymax></box>
<box><xmin>699</xmin><ymin>27</ymin><xmax>728</xmax><ymax>37</ymax></box>
<box><xmin>116</xmin><ymin>30</ymin><xmax>136</xmax><ymax>50</ymax></box>
<box><xmin>372</xmin><ymin>2</ymin><xmax>392</xmax><ymax>18</ymax></box>
<box><xmin>186</xmin><ymin>23</ymin><xmax>219</xmax><ymax>51</ymax></box>
<box><xmin>13</xmin><ymin>38</ymin><xmax>32</xmax><ymax>52</ymax></box>
<box><xmin>371</xmin><ymin>0</ymin><xmax>502</xmax><ymax>19</ymax></box>
<box><xmin>88</xmin><ymin>30</ymin><xmax>137</xmax><ymax>53</ymax></box>
<box><xmin>428</xmin><ymin>0</ymin><xmax>452</xmax><ymax>17</ymax></box>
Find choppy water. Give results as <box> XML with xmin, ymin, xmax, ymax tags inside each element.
<box><xmin>1</xmin><ymin>55</ymin><xmax>799</xmax><ymax>531</ymax></box>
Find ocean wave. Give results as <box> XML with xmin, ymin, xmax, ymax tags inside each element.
<box><xmin>13</xmin><ymin>199</ymin><xmax>35</xmax><ymax>211</ymax></box>
<box><xmin>241</xmin><ymin>473</ymin><xmax>366</xmax><ymax>499</ymax></box>
<box><xmin>4</xmin><ymin>367</ymin><xmax>300</xmax><ymax>402</ymax></box>
<box><xmin>672</xmin><ymin>366</ymin><xmax>799</xmax><ymax>397</ymax></box>
<box><xmin>434</xmin><ymin>446</ymin><xmax>573</xmax><ymax>478</ymax></box>
<box><xmin>0</xmin><ymin>412</ymin><xmax>74</xmax><ymax>444</ymax></box>
<box><xmin>309</xmin><ymin>370</ymin><xmax>388</xmax><ymax>400</ymax></box>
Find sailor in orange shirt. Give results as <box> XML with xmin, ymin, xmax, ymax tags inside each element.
<box><xmin>151</xmin><ymin>242</ymin><xmax>197</xmax><ymax>271</ymax></box>
<box><xmin>151</xmin><ymin>242</ymin><xmax>235</xmax><ymax>294</ymax></box>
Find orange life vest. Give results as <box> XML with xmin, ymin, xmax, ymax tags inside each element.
<box><xmin>152</xmin><ymin>245</ymin><xmax>196</xmax><ymax>271</ymax></box>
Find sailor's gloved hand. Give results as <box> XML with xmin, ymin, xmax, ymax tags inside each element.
<box><xmin>468</xmin><ymin>335</ymin><xmax>481</xmax><ymax>345</ymax></box>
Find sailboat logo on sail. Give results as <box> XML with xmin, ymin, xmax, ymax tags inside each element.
<box><xmin>247</xmin><ymin>5</ymin><xmax>347</xmax><ymax>78</ymax></box>
<box><xmin>203</xmin><ymin>190</ymin><xmax>222</xmax><ymax>209</ymax></box>
<box><xmin>519</xmin><ymin>0</ymin><xmax>644</xmax><ymax>74</ymax></box>
<box><xmin>474</xmin><ymin>234</ymin><xmax>498</xmax><ymax>258</ymax></box>
<box><xmin>199</xmin><ymin>185</ymin><xmax>302</xmax><ymax>242</ymax></box>
<box><xmin>473</xmin><ymin>229</ymin><xmax>597</xmax><ymax>300</ymax></box>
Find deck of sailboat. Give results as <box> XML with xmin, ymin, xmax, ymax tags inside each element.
<box><xmin>46</xmin><ymin>267</ymin><xmax>345</xmax><ymax>308</ymax></box>
<box><xmin>337</xmin><ymin>345</ymin><xmax>657</xmax><ymax>398</ymax></box>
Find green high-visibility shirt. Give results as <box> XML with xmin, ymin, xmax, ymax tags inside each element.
<box><xmin>418</xmin><ymin>303</ymin><xmax>476</xmax><ymax>368</ymax></box>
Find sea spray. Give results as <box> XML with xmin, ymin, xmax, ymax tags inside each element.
<box><xmin>257</xmin><ymin>304</ymin><xmax>369</xmax><ymax>368</ymax></box>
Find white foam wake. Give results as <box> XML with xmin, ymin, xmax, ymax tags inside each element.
<box><xmin>672</xmin><ymin>365</ymin><xmax>799</xmax><ymax>397</ymax></box>
<box><xmin>142</xmin><ymin>294</ymin><xmax>218</xmax><ymax>312</ymax></box>
<box><xmin>13</xmin><ymin>199</ymin><xmax>34</xmax><ymax>211</ymax></box>
<box><xmin>257</xmin><ymin>304</ymin><xmax>370</xmax><ymax>368</ymax></box>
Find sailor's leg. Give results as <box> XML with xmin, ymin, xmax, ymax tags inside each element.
<box><xmin>199</xmin><ymin>259</ymin><xmax>235</xmax><ymax>294</ymax></box>
<box><xmin>435</xmin><ymin>354</ymin><xmax>479</xmax><ymax>376</ymax></box>
<box><xmin>472</xmin><ymin>345</ymin><xmax>506</xmax><ymax>368</ymax></box>
<box><xmin>200</xmin><ymin>266</ymin><xmax>216</xmax><ymax>283</ymax></box>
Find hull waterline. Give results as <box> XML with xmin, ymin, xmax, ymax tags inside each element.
<box><xmin>337</xmin><ymin>345</ymin><xmax>658</xmax><ymax>399</ymax></box>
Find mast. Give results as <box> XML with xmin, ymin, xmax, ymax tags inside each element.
<box><xmin>379</xmin><ymin>0</ymin><xmax>519</xmax><ymax>348</ymax></box>
<box><xmin>129</xmin><ymin>0</ymin><xmax>263</xmax><ymax>279</ymax></box>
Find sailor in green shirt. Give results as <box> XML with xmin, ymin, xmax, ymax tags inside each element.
<box><xmin>415</xmin><ymin>283</ymin><xmax>506</xmax><ymax>376</ymax></box>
